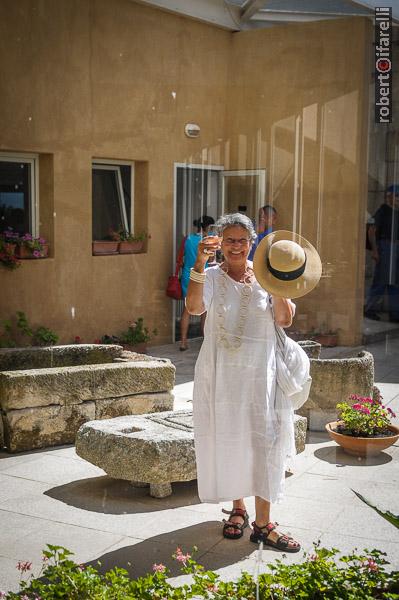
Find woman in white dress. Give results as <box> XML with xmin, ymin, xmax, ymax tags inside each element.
<box><xmin>186</xmin><ymin>213</ymin><xmax>301</xmax><ymax>552</ymax></box>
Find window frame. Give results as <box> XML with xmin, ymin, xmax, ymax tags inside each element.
<box><xmin>0</xmin><ymin>152</ymin><xmax>39</xmax><ymax>237</ymax></box>
<box><xmin>92</xmin><ymin>159</ymin><xmax>134</xmax><ymax>237</ymax></box>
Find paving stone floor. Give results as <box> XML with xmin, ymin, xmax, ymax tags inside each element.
<box><xmin>1</xmin><ymin>335</ymin><xmax>399</xmax><ymax>592</ymax></box>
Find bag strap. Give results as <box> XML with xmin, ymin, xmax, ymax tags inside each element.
<box><xmin>174</xmin><ymin>236</ymin><xmax>187</xmax><ymax>276</ymax></box>
<box><xmin>269</xmin><ymin>296</ymin><xmax>286</xmax><ymax>354</ymax></box>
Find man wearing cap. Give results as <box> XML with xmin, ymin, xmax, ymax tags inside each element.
<box><xmin>364</xmin><ymin>185</ymin><xmax>399</xmax><ymax>322</ymax></box>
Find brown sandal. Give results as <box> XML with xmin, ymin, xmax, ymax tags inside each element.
<box><xmin>250</xmin><ymin>521</ymin><xmax>300</xmax><ymax>553</ymax></box>
<box><xmin>222</xmin><ymin>507</ymin><xmax>249</xmax><ymax>540</ymax></box>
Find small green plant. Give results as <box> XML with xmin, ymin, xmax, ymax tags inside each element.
<box><xmin>119</xmin><ymin>318</ymin><xmax>157</xmax><ymax>346</ymax></box>
<box><xmin>2</xmin><ymin>543</ymin><xmax>399</xmax><ymax>599</ymax></box>
<box><xmin>0</xmin><ymin>312</ymin><xmax>58</xmax><ymax>348</ymax></box>
<box><xmin>110</xmin><ymin>229</ymin><xmax>147</xmax><ymax>242</ymax></box>
<box><xmin>336</xmin><ymin>393</ymin><xmax>396</xmax><ymax>437</ymax></box>
<box><xmin>32</xmin><ymin>326</ymin><xmax>59</xmax><ymax>346</ymax></box>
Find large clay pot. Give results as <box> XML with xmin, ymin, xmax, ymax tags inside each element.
<box><xmin>92</xmin><ymin>241</ymin><xmax>119</xmax><ymax>255</ymax></box>
<box><xmin>326</xmin><ymin>421</ymin><xmax>399</xmax><ymax>457</ymax></box>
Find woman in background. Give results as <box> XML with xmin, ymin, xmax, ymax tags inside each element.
<box><xmin>179</xmin><ymin>215</ymin><xmax>215</xmax><ymax>351</ymax></box>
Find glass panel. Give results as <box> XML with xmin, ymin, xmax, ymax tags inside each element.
<box><xmin>92</xmin><ymin>168</ymin><xmax>124</xmax><ymax>240</ymax></box>
<box><xmin>0</xmin><ymin>160</ymin><xmax>31</xmax><ymax>234</ymax></box>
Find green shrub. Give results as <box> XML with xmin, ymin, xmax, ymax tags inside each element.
<box><xmin>2</xmin><ymin>543</ymin><xmax>399</xmax><ymax>599</ymax></box>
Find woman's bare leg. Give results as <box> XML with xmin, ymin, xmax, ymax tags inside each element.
<box><xmin>180</xmin><ymin>307</ymin><xmax>190</xmax><ymax>349</ymax></box>
<box><xmin>254</xmin><ymin>496</ymin><xmax>300</xmax><ymax>550</ymax></box>
<box><xmin>223</xmin><ymin>498</ymin><xmax>247</xmax><ymax>536</ymax></box>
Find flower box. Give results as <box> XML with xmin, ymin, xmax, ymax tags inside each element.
<box><xmin>92</xmin><ymin>241</ymin><xmax>119</xmax><ymax>255</ymax></box>
<box><xmin>15</xmin><ymin>244</ymin><xmax>49</xmax><ymax>259</ymax></box>
<box><xmin>118</xmin><ymin>240</ymin><xmax>144</xmax><ymax>254</ymax></box>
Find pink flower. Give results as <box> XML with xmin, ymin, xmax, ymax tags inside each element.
<box><xmin>360</xmin><ymin>407</ymin><xmax>371</xmax><ymax>415</ymax></box>
<box><xmin>366</xmin><ymin>558</ymin><xmax>379</xmax><ymax>572</ymax></box>
<box><xmin>0</xmin><ymin>592</ymin><xmax>6</xmax><ymax>598</ymax></box>
<box><xmin>352</xmin><ymin>403</ymin><xmax>362</xmax><ymax>410</ymax></box>
<box><xmin>387</xmin><ymin>407</ymin><xmax>396</xmax><ymax>417</ymax></box>
<box><xmin>41</xmin><ymin>555</ymin><xmax>48</xmax><ymax>562</ymax></box>
<box><xmin>16</xmin><ymin>561</ymin><xmax>32</xmax><ymax>573</ymax></box>
<box><xmin>362</xmin><ymin>398</ymin><xmax>373</xmax><ymax>403</ymax></box>
<box><xmin>33</xmin><ymin>250</ymin><xmax>41</xmax><ymax>257</ymax></box>
<box><xmin>152</xmin><ymin>563</ymin><xmax>166</xmax><ymax>573</ymax></box>
<box><xmin>174</xmin><ymin>547</ymin><xmax>191</xmax><ymax>564</ymax></box>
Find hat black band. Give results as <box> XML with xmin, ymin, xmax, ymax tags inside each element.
<box><xmin>266</xmin><ymin>255</ymin><xmax>307</xmax><ymax>281</ymax></box>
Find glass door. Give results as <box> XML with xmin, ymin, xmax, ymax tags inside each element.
<box><xmin>221</xmin><ymin>169</ymin><xmax>266</xmax><ymax>223</ymax></box>
<box><xmin>173</xmin><ymin>164</ymin><xmax>223</xmax><ymax>342</ymax></box>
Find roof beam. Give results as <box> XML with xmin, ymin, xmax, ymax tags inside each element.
<box><xmin>241</xmin><ymin>0</ymin><xmax>268</xmax><ymax>23</ymax></box>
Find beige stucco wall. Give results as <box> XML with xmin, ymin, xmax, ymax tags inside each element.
<box><xmin>0</xmin><ymin>0</ymin><xmax>231</xmax><ymax>344</ymax></box>
<box><xmin>0</xmin><ymin>1</ymin><xmax>370</xmax><ymax>346</ymax></box>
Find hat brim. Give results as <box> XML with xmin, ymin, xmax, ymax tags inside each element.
<box><xmin>253</xmin><ymin>230</ymin><xmax>322</xmax><ymax>299</ymax></box>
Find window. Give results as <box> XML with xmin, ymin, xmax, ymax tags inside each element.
<box><xmin>92</xmin><ymin>161</ymin><xmax>133</xmax><ymax>240</ymax></box>
<box><xmin>0</xmin><ymin>153</ymin><xmax>38</xmax><ymax>235</ymax></box>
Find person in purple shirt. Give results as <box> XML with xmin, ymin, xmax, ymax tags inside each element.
<box><xmin>248</xmin><ymin>205</ymin><xmax>277</xmax><ymax>261</ymax></box>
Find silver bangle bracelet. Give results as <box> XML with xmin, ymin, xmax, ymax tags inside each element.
<box><xmin>189</xmin><ymin>268</ymin><xmax>206</xmax><ymax>283</ymax></box>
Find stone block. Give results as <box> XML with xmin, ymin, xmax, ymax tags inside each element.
<box><xmin>76</xmin><ymin>411</ymin><xmax>307</xmax><ymax>498</ymax></box>
<box><xmin>0</xmin><ymin>345</ymin><xmax>123</xmax><ymax>371</ymax></box>
<box><xmin>294</xmin><ymin>414</ymin><xmax>307</xmax><ymax>453</ymax></box>
<box><xmin>0</xmin><ymin>412</ymin><xmax>4</xmax><ymax>449</ymax></box>
<box><xmin>0</xmin><ymin>360</ymin><xmax>175</xmax><ymax>411</ymax></box>
<box><xmin>298</xmin><ymin>340</ymin><xmax>322</xmax><ymax>359</ymax></box>
<box><xmin>298</xmin><ymin>350</ymin><xmax>374</xmax><ymax>431</ymax></box>
<box><xmin>95</xmin><ymin>392</ymin><xmax>174</xmax><ymax>419</ymax></box>
<box><xmin>0</xmin><ymin>366</ymin><xmax>96</xmax><ymax>410</ymax></box>
<box><xmin>3</xmin><ymin>402</ymin><xmax>95</xmax><ymax>453</ymax></box>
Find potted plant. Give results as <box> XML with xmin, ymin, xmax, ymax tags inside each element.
<box><xmin>0</xmin><ymin>228</ymin><xmax>21</xmax><ymax>269</ymax></box>
<box><xmin>111</xmin><ymin>229</ymin><xmax>147</xmax><ymax>254</ymax></box>
<box><xmin>92</xmin><ymin>235</ymin><xmax>119</xmax><ymax>255</ymax></box>
<box><xmin>119</xmin><ymin>317</ymin><xmax>157</xmax><ymax>353</ymax></box>
<box><xmin>326</xmin><ymin>393</ymin><xmax>399</xmax><ymax>457</ymax></box>
<box><xmin>16</xmin><ymin>233</ymin><xmax>49</xmax><ymax>259</ymax></box>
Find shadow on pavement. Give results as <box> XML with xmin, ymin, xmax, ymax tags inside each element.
<box><xmin>314</xmin><ymin>446</ymin><xmax>392</xmax><ymax>466</ymax></box>
<box><xmin>44</xmin><ymin>477</ymin><xmax>201</xmax><ymax>514</ymax></box>
<box><xmin>86</xmin><ymin>522</ymin><xmax>254</xmax><ymax>579</ymax></box>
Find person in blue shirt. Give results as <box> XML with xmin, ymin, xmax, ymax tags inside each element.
<box><xmin>248</xmin><ymin>205</ymin><xmax>277</xmax><ymax>261</ymax></box>
<box><xmin>180</xmin><ymin>215</ymin><xmax>215</xmax><ymax>350</ymax></box>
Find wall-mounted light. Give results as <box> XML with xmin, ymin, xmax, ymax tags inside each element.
<box><xmin>184</xmin><ymin>123</ymin><xmax>200</xmax><ymax>138</ymax></box>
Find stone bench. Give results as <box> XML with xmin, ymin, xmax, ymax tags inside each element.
<box><xmin>0</xmin><ymin>345</ymin><xmax>175</xmax><ymax>452</ymax></box>
<box><xmin>75</xmin><ymin>409</ymin><xmax>308</xmax><ymax>498</ymax></box>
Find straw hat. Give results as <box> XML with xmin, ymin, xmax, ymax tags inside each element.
<box><xmin>253</xmin><ymin>230</ymin><xmax>322</xmax><ymax>299</ymax></box>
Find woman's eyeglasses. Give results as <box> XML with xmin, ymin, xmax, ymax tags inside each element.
<box><xmin>223</xmin><ymin>238</ymin><xmax>250</xmax><ymax>245</ymax></box>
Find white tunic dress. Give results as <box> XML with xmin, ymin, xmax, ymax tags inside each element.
<box><xmin>193</xmin><ymin>265</ymin><xmax>296</xmax><ymax>504</ymax></box>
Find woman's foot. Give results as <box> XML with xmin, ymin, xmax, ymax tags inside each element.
<box><xmin>222</xmin><ymin>507</ymin><xmax>249</xmax><ymax>539</ymax></box>
<box><xmin>179</xmin><ymin>341</ymin><xmax>188</xmax><ymax>351</ymax></box>
<box><xmin>250</xmin><ymin>521</ymin><xmax>300</xmax><ymax>552</ymax></box>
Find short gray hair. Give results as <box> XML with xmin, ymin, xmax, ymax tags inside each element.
<box><xmin>216</xmin><ymin>213</ymin><xmax>257</xmax><ymax>242</ymax></box>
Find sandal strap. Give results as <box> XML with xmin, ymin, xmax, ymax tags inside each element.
<box><xmin>222</xmin><ymin>508</ymin><xmax>247</xmax><ymax>517</ymax></box>
<box><xmin>252</xmin><ymin>521</ymin><xmax>278</xmax><ymax>535</ymax></box>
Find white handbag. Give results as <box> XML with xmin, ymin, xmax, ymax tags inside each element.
<box><xmin>272</xmin><ymin>305</ymin><xmax>312</xmax><ymax>411</ymax></box>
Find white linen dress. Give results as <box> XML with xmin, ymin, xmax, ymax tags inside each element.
<box><xmin>193</xmin><ymin>264</ymin><xmax>296</xmax><ymax>504</ymax></box>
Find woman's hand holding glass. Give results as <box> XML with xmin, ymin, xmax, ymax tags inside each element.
<box><xmin>197</xmin><ymin>226</ymin><xmax>221</xmax><ymax>265</ymax></box>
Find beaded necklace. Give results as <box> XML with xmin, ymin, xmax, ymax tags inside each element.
<box><xmin>216</xmin><ymin>263</ymin><xmax>254</xmax><ymax>351</ymax></box>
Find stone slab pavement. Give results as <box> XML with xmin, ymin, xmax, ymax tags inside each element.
<box><xmin>1</xmin><ymin>336</ymin><xmax>399</xmax><ymax>593</ymax></box>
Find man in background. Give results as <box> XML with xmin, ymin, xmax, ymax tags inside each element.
<box><xmin>248</xmin><ymin>205</ymin><xmax>277</xmax><ymax>261</ymax></box>
<box><xmin>364</xmin><ymin>184</ymin><xmax>399</xmax><ymax>322</ymax></box>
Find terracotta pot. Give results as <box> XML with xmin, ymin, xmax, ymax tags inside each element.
<box><xmin>15</xmin><ymin>244</ymin><xmax>49</xmax><ymax>259</ymax></box>
<box><xmin>122</xmin><ymin>342</ymin><xmax>148</xmax><ymax>354</ymax></box>
<box><xmin>92</xmin><ymin>241</ymin><xmax>119</xmax><ymax>255</ymax></box>
<box><xmin>118</xmin><ymin>240</ymin><xmax>144</xmax><ymax>254</ymax></box>
<box><xmin>326</xmin><ymin>421</ymin><xmax>399</xmax><ymax>457</ymax></box>
<box><xmin>313</xmin><ymin>334</ymin><xmax>338</xmax><ymax>347</ymax></box>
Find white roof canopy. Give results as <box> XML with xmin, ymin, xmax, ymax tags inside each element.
<box><xmin>135</xmin><ymin>0</ymin><xmax>399</xmax><ymax>30</ymax></box>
